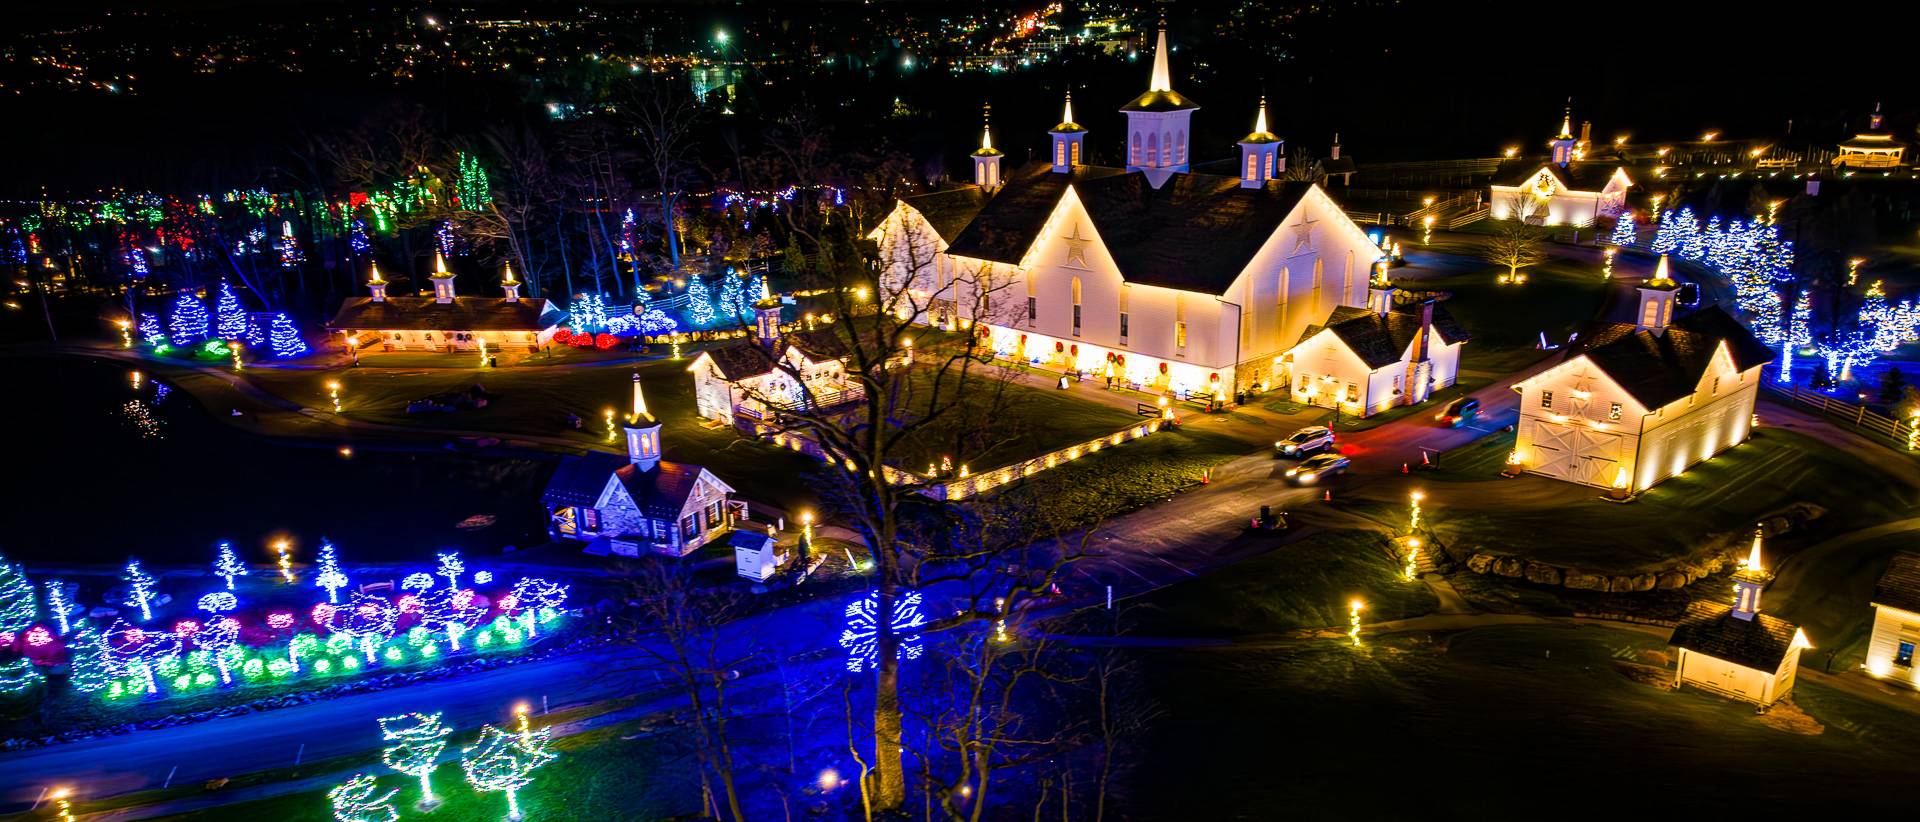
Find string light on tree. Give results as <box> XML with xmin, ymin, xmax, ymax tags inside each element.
<box><xmin>279</xmin><ymin>221</ymin><xmax>304</xmax><ymax>269</ymax></box>
<box><xmin>193</xmin><ymin>593</ymin><xmax>242</xmax><ymax>685</ymax></box>
<box><xmin>67</xmin><ymin>622</ymin><xmax>111</xmax><ymax>692</ymax></box>
<box><xmin>329</xmin><ymin>593</ymin><xmax>400</xmax><ymax>664</ymax></box>
<box><xmin>138</xmin><ymin>312</ymin><xmax>164</xmax><ymax>346</ymax></box>
<box><xmin>436</xmin><ymin>551</ymin><xmax>465</xmax><ymax>589</ymax></box>
<box><xmin>327</xmin><ymin>773</ymin><xmax>400</xmax><ymax>822</ymax></box>
<box><xmin>122</xmin><ymin>559</ymin><xmax>156</xmax><ymax>622</ymax></box>
<box><xmin>314</xmin><ymin>539</ymin><xmax>349</xmax><ymax>603</ymax></box>
<box><xmin>213</xmin><ymin>541</ymin><xmax>248</xmax><ymax>590</ymax></box>
<box><xmin>44</xmin><ymin>579</ymin><xmax>73</xmax><ymax>635</ymax></box>
<box><xmin>839</xmin><ymin>590</ymin><xmax>928</xmax><ymax>673</ymax></box>
<box><xmin>0</xmin><ymin>657</ymin><xmax>43</xmax><ymax>695</ymax></box>
<box><xmin>0</xmin><ymin>555</ymin><xmax>35</xmax><ymax>635</ymax></box>
<box><xmin>1607</xmin><ymin>210</ymin><xmax>1636</xmax><ymax>247</ymax></box>
<box><xmin>268</xmin><ymin>312</ymin><xmax>308</xmax><ymax>358</ymax></box>
<box><xmin>1348</xmin><ymin>599</ymin><xmax>1365</xmax><ymax>647</ymax></box>
<box><xmin>686</xmin><ymin>274</ymin><xmax>716</xmax><ymax>328</ymax></box>
<box><xmin>168</xmin><ymin>291</ymin><xmax>210</xmax><ymax>345</ymax></box>
<box><xmin>379</xmin><ymin>712</ymin><xmax>451</xmax><ymax>809</ymax></box>
<box><xmin>462</xmin><ymin>721</ymin><xmax>558</xmax><ymax>821</ymax></box>
<box><xmin>214</xmin><ymin>281</ymin><xmax>247</xmax><ymax>340</ymax></box>
<box><xmin>105</xmin><ymin>619</ymin><xmax>182</xmax><ymax>694</ymax></box>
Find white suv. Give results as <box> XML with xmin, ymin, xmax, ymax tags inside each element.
<box><xmin>1274</xmin><ymin>426</ymin><xmax>1335</xmax><ymax>458</ymax></box>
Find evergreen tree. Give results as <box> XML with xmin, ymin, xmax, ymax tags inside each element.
<box><xmin>686</xmin><ymin>274</ymin><xmax>716</xmax><ymax>328</ymax></box>
<box><xmin>1607</xmin><ymin>211</ymin><xmax>1636</xmax><ymax>246</ymax></box>
<box><xmin>268</xmin><ymin>312</ymin><xmax>308</xmax><ymax>358</ymax></box>
<box><xmin>0</xmin><ymin>657</ymin><xmax>43</xmax><ymax>696</ymax></box>
<box><xmin>0</xmin><ymin>556</ymin><xmax>36</xmax><ymax>633</ymax></box>
<box><xmin>212</xmin><ymin>542</ymin><xmax>248</xmax><ymax>590</ymax></box>
<box><xmin>214</xmin><ymin>281</ymin><xmax>247</xmax><ymax>340</ymax></box>
<box><xmin>67</xmin><ymin>621</ymin><xmax>112</xmax><ymax>693</ymax></box>
<box><xmin>168</xmin><ymin>291</ymin><xmax>209</xmax><ymax>345</ymax></box>
<box><xmin>717</xmin><ymin>270</ymin><xmax>748</xmax><ymax>324</ymax></box>
<box><xmin>137</xmin><ymin>312</ymin><xmax>164</xmax><ymax>346</ymax></box>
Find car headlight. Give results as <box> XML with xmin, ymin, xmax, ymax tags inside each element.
<box><xmin>1283</xmin><ymin>445</ymin><xmax>1297</xmax><ymax>452</ymax></box>
<box><xmin>1298</xmin><ymin>472</ymin><xmax>1318</xmax><ymax>482</ymax></box>
<box><xmin>1285</xmin><ymin>467</ymin><xmax>1299</xmax><ymax>476</ymax></box>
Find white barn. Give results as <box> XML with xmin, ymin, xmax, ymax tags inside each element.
<box><xmin>1509</xmin><ymin>272</ymin><xmax>1772</xmax><ymax>492</ymax></box>
<box><xmin>1487</xmin><ymin>108</ymin><xmax>1630</xmax><ymax>228</ymax></box>
<box><xmin>1669</xmin><ymin>533</ymin><xmax>1811</xmax><ymax>707</ymax></box>
<box><xmin>871</xmin><ymin>26</ymin><xmax>1386</xmax><ymax>400</ymax></box>
<box><xmin>329</xmin><ymin>257</ymin><xmax>563</xmax><ymax>352</ymax></box>
<box><xmin>1283</xmin><ymin>286</ymin><xmax>1468</xmax><ymax>417</ymax></box>
<box><xmin>1865</xmin><ymin>550</ymin><xmax>1920</xmax><ymax>687</ymax></box>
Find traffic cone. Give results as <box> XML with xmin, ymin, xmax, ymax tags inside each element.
<box><xmin>1323</xmin><ymin>490</ymin><xmax>1332</xmax><ymax>502</ymax></box>
<box><xmin>1422</xmin><ymin>451</ymin><xmax>1431</xmax><ymax>465</ymax></box>
<box><xmin>1402</xmin><ymin>462</ymin><xmax>1410</xmax><ymax>474</ymax></box>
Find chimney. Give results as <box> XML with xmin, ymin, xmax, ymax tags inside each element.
<box><xmin>1415</xmin><ymin>299</ymin><xmax>1435</xmax><ymax>363</ymax></box>
<box><xmin>1329</xmin><ymin>133</ymin><xmax>1342</xmax><ymax>161</ymax></box>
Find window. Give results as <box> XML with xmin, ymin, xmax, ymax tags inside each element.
<box><xmin>1245</xmin><ymin>154</ymin><xmax>1258</xmax><ymax>181</ymax></box>
<box><xmin>581</xmin><ymin>508</ymin><xmax>601</xmax><ymax>533</ymax></box>
<box><xmin>1392</xmin><ymin>374</ymin><xmax>1403</xmax><ymax>396</ymax></box>
<box><xmin>1175</xmin><ymin>321</ymin><xmax>1187</xmax><ymax>351</ymax></box>
<box><xmin>1540</xmin><ymin>391</ymin><xmax>1554</xmax><ymax>409</ymax></box>
<box><xmin>1072</xmin><ymin>305</ymin><xmax>1082</xmax><ymax>336</ymax></box>
<box><xmin>1712</xmin><ymin>377</ymin><xmax>1721</xmax><ymax>395</ymax></box>
<box><xmin>1298</xmin><ymin>375</ymin><xmax>1310</xmax><ymax>392</ymax></box>
<box><xmin>1609</xmin><ymin>402</ymin><xmax>1622</xmax><ymax>421</ymax></box>
<box><xmin>1027</xmin><ymin>296</ymin><xmax>1037</xmax><ymax>322</ymax></box>
<box><xmin>1130</xmin><ymin>132</ymin><xmax>1142</xmax><ymax>166</ymax></box>
<box><xmin>681</xmin><ymin>515</ymin><xmax>697</xmax><ymax>539</ymax></box>
<box><xmin>1071</xmin><ymin>142</ymin><xmax>1081</xmax><ymax>165</ymax></box>
<box><xmin>1898</xmin><ymin>641</ymin><xmax>1915</xmax><ymax>668</ymax></box>
<box><xmin>1344</xmin><ymin>383</ymin><xmax>1359</xmax><ymax>403</ymax></box>
<box><xmin>706</xmin><ymin>501</ymin><xmax>722</xmax><ymax>527</ymax></box>
<box><xmin>1119</xmin><ymin>312</ymin><xmax>1129</xmax><ymax>342</ymax></box>
<box><xmin>1054</xmin><ymin>141</ymin><xmax>1065</xmax><ymax>166</ymax></box>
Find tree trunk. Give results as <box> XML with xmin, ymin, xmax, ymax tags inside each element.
<box><xmin>872</xmin><ymin>582</ymin><xmax>906</xmax><ymax>810</ymax></box>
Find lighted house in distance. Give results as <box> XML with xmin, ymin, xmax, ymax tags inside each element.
<box><xmin>1508</xmin><ymin>260</ymin><xmax>1771</xmax><ymax>491</ymax></box>
<box><xmin>1487</xmin><ymin>108</ymin><xmax>1630</xmax><ymax>227</ymax></box>
<box><xmin>328</xmin><ymin>257</ymin><xmax>563</xmax><ymax>353</ymax></box>
<box><xmin>1833</xmin><ymin>103</ymin><xmax>1907</xmax><ymax>170</ymax></box>
<box><xmin>687</xmin><ymin>304</ymin><xmax>856</xmax><ymax>427</ymax></box>
<box><xmin>540</xmin><ymin>375</ymin><xmax>737</xmax><ymax>556</ymax></box>
<box><xmin>872</xmin><ymin>25</ymin><xmax>1386</xmax><ymax>398</ymax></box>
<box><xmin>1282</xmin><ymin>282</ymin><xmax>1468</xmax><ymax>416</ymax></box>
<box><xmin>1668</xmin><ymin>532</ymin><xmax>1810</xmax><ymax>707</ymax></box>
<box><xmin>1865</xmin><ymin>551</ymin><xmax>1920</xmax><ymax>688</ymax></box>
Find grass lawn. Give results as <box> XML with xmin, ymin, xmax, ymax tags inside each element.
<box><xmin>1766</xmin><ymin>529</ymin><xmax>1919</xmax><ymax>672</ymax></box>
<box><xmin>1424</xmin><ymin>427</ymin><xmax>1517</xmax><ymax>480</ymax></box>
<box><xmin>985</xmin><ymin>422</ymin><xmax>1249</xmax><ymax>532</ymax></box>
<box><xmin>886</xmin><ymin>366</ymin><xmax>1142</xmax><ymax>473</ymax></box>
<box><xmin>1129</xmin><ymin>623</ymin><xmax>1920</xmax><ymax>816</ymax></box>
<box><xmin>1426</xmin><ymin>428</ymin><xmax>1911</xmax><ymax>572</ymax></box>
<box><xmin>1129</xmin><ymin>530</ymin><xmax>1437</xmax><ymax>635</ymax></box>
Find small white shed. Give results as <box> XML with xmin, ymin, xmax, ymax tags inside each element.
<box><xmin>732</xmin><ymin>530</ymin><xmax>787</xmax><ymax>583</ymax></box>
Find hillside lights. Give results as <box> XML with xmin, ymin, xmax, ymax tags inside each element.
<box><xmin>604</xmin><ymin>408</ymin><xmax>616</xmax><ymax>442</ymax></box>
<box><xmin>1408</xmin><ymin>491</ymin><xmax>1424</xmax><ymax>534</ymax></box>
<box><xmin>1403</xmin><ymin>537</ymin><xmax>1421</xmax><ymax>582</ymax></box>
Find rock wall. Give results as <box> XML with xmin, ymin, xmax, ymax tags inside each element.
<box><xmin>1453</xmin><ymin>503</ymin><xmax>1825</xmax><ymax>593</ymax></box>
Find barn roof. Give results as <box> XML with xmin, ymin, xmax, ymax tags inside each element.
<box><xmin>540</xmin><ymin>451</ymin><xmax>627</xmax><ymax>508</ymax></box>
<box><xmin>1557</xmin><ymin>305</ymin><xmax>1773</xmax><ymax>409</ymax></box>
<box><xmin>942</xmin><ymin>163</ymin><xmax>1123</xmax><ymax>265</ymax></box>
<box><xmin>1297</xmin><ymin>302</ymin><xmax>1470</xmax><ymax>370</ymax></box>
<box><xmin>901</xmin><ymin>186</ymin><xmax>993</xmax><ymax>243</ymax></box>
<box><xmin>1873</xmin><ymin>551</ymin><xmax>1920</xmax><ymax>614</ymax></box>
<box><xmin>614</xmin><ymin>461</ymin><xmax>707</xmax><ymax>519</ymax></box>
<box><xmin>696</xmin><ymin>330</ymin><xmax>850</xmax><ymax>381</ymax></box>
<box><xmin>1668</xmin><ymin>601</ymin><xmax>1800</xmax><ymax>672</ymax></box>
<box><xmin>1490</xmin><ymin>162</ymin><xmax>1625</xmax><ymax>192</ymax></box>
<box><xmin>329</xmin><ymin>296</ymin><xmax>563</xmax><ymax>331</ymax></box>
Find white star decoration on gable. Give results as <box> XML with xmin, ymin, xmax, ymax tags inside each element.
<box><xmin>1291</xmin><ymin>215</ymin><xmax>1318</xmax><ymax>254</ymax></box>
<box><xmin>1062</xmin><ymin>222</ymin><xmax>1092</xmax><ymax>267</ymax></box>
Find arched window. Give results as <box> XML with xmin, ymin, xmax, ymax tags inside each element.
<box><xmin>1162</xmin><ymin>132</ymin><xmax>1172</xmax><ymax>165</ymax></box>
<box><xmin>1131</xmin><ymin>132</ymin><xmax>1142</xmax><ymax>166</ymax></box>
<box><xmin>1054</xmin><ymin>140</ymin><xmax>1065</xmax><ymax>166</ymax></box>
<box><xmin>1146</xmin><ymin>132</ymin><xmax>1158</xmax><ymax>166</ymax></box>
<box><xmin>1175</xmin><ymin>130</ymin><xmax>1186</xmax><ymax>164</ymax></box>
<box><xmin>1245</xmin><ymin>154</ymin><xmax>1258</xmax><ymax>181</ymax></box>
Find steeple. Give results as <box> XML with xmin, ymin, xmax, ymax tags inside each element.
<box><xmin>1550</xmin><ymin>99</ymin><xmax>1577</xmax><ymax>167</ymax></box>
<box><xmin>1237</xmin><ymin>96</ymin><xmax>1283</xmax><ymax>189</ymax></box>
<box><xmin>430</xmin><ymin>252</ymin><xmax>456</xmax><ymax>304</ymax></box>
<box><xmin>366</xmin><ymin>262</ymin><xmax>388</xmax><ymax>303</ymax></box>
<box><xmin>1730</xmin><ymin>526</ymin><xmax>1772</xmax><ymax>621</ymax></box>
<box><xmin>1048</xmin><ymin>91</ymin><xmax>1086</xmax><ymax>173</ymax></box>
<box><xmin>500</xmin><ymin>260</ymin><xmax>522</xmax><ymax>302</ymax></box>
<box><xmin>1870</xmin><ymin>101</ymin><xmax>1885</xmax><ymax>131</ymax></box>
<box><xmin>623</xmin><ymin>371</ymin><xmax>663</xmax><ymax>472</ymax></box>
<box><xmin>1635</xmin><ymin>255</ymin><xmax>1680</xmax><ymax>334</ymax></box>
<box><xmin>970</xmin><ymin>102</ymin><xmax>1003</xmax><ymax>191</ymax></box>
<box><xmin>1120</xmin><ymin>20</ymin><xmax>1199</xmax><ymax>182</ymax></box>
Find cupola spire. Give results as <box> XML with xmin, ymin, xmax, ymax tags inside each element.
<box><xmin>1048</xmin><ymin>90</ymin><xmax>1087</xmax><ymax>173</ymax></box>
<box><xmin>970</xmin><ymin>101</ymin><xmax>1004</xmax><ymax>190</ymax></box>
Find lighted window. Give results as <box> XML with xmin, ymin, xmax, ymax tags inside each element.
<box><xmin>1055</xmin><ymin>142</ymin><xmax>1065</xmax><ymax>166</ymax></box>
<box><xmin>1609</xmin><ymin>402</ymin><xmax>1622</xmax><ymax>421</ymax></box>
<box><xmin>1119</xmin><ymin>311</ymin><xmax>1129</xmax><ymax>341</ymax></box>
<box><xmin>1345</xmin><ymin>383</ymin><xmax>1359</xmax><ymax>404</ymax></box>
<box><xmin>1298</xmin><ymin>375</ymin><xmax>1310</xmax><ymax>392</ymax></box>
<box><xmin>1175</xmin><ymin>321</ymin><xmax>1187</xmax><ymax>350</ymax></box>
<box><xmin>1898</xmin><ymin>641</ymin><xmax>1915</xmax><ymax>667</ymax></box>
<box><xmin>1072</xmin><ymin>304</ymin><xmax>1082</xmax><ymax>336</ymax></box>
<box><xmin>1540</xmin><ymin>391</ymin><xmax>1554</xmax><ymax>409</ymax></box>
<box><xmin>581</xmin><ymin>508</ymin><xmax>601</xmax><ymax>533</ymax></box>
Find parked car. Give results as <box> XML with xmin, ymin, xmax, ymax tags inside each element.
<box><xmin>1284</xmin><ymin>453</ymin><xmax>1352</xmax><ymax>484</ymax></box>
<box><xmin>1274</xmin><ymin>425</ymin><xmax>1335</xmax><ymax>457</ymax></box>
<box><xmin>1436</xmin><ymin>397</ymin><xmax>1481</xmax><ymax>428</ymax></box>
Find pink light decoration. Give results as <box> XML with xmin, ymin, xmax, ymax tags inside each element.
<box><xmin>267</xmin><ymin>612</ymin><xmax>295</xmax><ymax>629</ymax></box>
<box><xmin>0</xmin><ymin>632</ymin><xmax>14</xmax><ymax>646</ymax></box>
<box><xmin>398</xmin><ymin>594</ymin><xmax>423</xmax><ymax>613</ymax></box>
<box><xmin>25</xmin><ymin>626</ymin><xmax>52</xmax><ymax>647</ymax></box>
<box><xmin>311</xmin><ymin>602</ymin><xmax>336</xmax><ymax>625</ymax></box>
<box><xmin>173</xmin><ymin>620</ymin><xmax>202</xmax><ymax>637</ymax></box>
<box><xmin>496</xmin><ymin>594</ymin><xmax>519</xmax><ymax>613</ymax></box>
<box><xmin>452</xmin><ymin>589</ymin><xmax>476</xmax><ymax>609</ymax></box>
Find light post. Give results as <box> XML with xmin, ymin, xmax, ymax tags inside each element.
<box><xmin>1409</xmin><ymin>491</ymin><xmax>1424</xmax><ymax>535</ymax></box>
<box><xmin>230</xmin><ymin>340</ymin><xmax>244</xmax><ymax>371</ymax></box>
<box><xmin>51</xmin><ymin>787</ymin><xmax>73</xmax><ymax>822</ymax></box>
<box><xmin>1348</xmin><ymin>599</ymin><xmax>1365</xmax><ymax>647</ymax></box>
<box><xmin>1422</xmin><ymin>215</ymin><xmax>1435</xmax><ymax>245</ymax></box>
<box><xmin>275</xmin><ymin>540</ymin><xmax>295</xmax><ymax>583</ymax></box>
<box><xmin>1603</xmin><ymin>246</ymin><xmax>1616</xmax><ymax>279</ymax></box>
<box><xmin>514</xmin><ymin>702</ymin><xmax>532</xmax><ymax>744</ymax></box>
<box><xmin>327</xmin><ymin>380</ymin><xmax>342</xmax><ymax>413</ymax></box>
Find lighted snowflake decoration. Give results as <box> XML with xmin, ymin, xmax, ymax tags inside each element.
<box><xmin>839</xmin><ymin>591</ymin><xmax>927</xmax><ymax>673</ymax></box>
<box><xmin>473</xmin><ymin>571</ymin><xmax>493</xmax><ymax>585</ymax></box>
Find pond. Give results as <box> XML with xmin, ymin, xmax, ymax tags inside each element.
<box><xmin>0</xmin><ymin>356</ymin><xmax>555</xmax><ymax>570</ymax></box>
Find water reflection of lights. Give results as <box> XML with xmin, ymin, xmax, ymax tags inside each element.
<box><xmin>120</xmin><ymin>400</ymin><xmax>163</xmax><ymax>438</ymax></box>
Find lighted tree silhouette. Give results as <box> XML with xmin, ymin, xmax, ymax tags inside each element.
<box><xmin>379</xmin><ymin>712</ymin><xmax>451</xmax><ymax>807</ymax></box>
<box><xmin>461</xmin><ymin>724</ymin><xmax>557</xmax><ymax>821</ymax></box>
<box><xmin>327</xmin><ymin>773</ymin><xmax>400</xmax><ymax>822</ymax></box>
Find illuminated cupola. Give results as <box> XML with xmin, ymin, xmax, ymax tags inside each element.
<box><xmin>1635</xmin><ymin>255</ymin><xmax>1680</xmax><ymax>334</ymax></box>
<box><xmin>1048</xmin><ymin>91</ymin><xmax>1086</xmax><ymax>173</ymax></box>
<box><xmin>1120</xmin><ymin>22</ymin><xmax>1199</xmax><ymax>184</ymax></box>
<box><xmin>1730</xmin><ymin>527</ymin><xmax>1772</xmax><ymax>621</ymax></box>
<box><xmin>430</xmin><ymin>252</ymin><xmax>456</xmax><ymax>304</ymax></box>
<box><xmin>1237</xmin><ymin>96</ymin><xmax>1283</xmax><ymax>189</ymax></box>
<box><xmin>1550</xmin><ymin>102</ymin><xmax>1577</xmax><ymax>168</ymax></box>
<box><xmin>970</xmin><ymin>103</ymin><xmax>1003</xmax><ymax>191</ymax></box>
<box><xmin>623</xmin><ymin>372</ymin><xmax>663</xmax><ymax>472</ymax></box>
<box><xmin>500</xmin><ymin>261</ymin><xmax>522</xmax><ymax>303</ymax></box>
<box><xmin>367</xmin><ymin>262</ymin><xmax>388</xmax><ymax>303</ymax></box>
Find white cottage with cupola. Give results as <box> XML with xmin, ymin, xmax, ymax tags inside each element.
<box><xmin>870</xmin><ymin>24</ymin><xmax>1387</xmax><ymax>399</ymax></box>
<box><xmin>1668</xmin><ymin>531</ymin><xmax>1811</xmax><ymax>707</ymax></box>
<box><xmin>540</xmin><ymin>374</ymin><xmax>738</xmax><ymax>557</ymax></box>
<box><xmin>1488</xmin><ymin>107</ymin><xmax>1631</xmax><ymax>227</ymax></box>
<box><xmin>687</xmin><ymin>304</ymin><xmax>858</xmax><ymax>427</ymax></box>
<box><xmin>328</xmin><ymin>255</ymin><xmax>563</xmax><ymax>352</ymax></box>
<box><xmin>1509</xmin><ymin>259</ymin><xmax>1772</xmax><ymax>492</ymax></box>
<box><xmin>1283</xmin><ymin>284</ymin><xmax>1469</xmax><ymax>416</ymax></box>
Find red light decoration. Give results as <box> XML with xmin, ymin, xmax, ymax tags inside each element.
<box><xmin>311</xmin><ymin>602</ymin><xmax>337</xmax><ymax>625</ymax></box>
<box><xmin>173</xmin><ymin>620</ymin><xmax>201</xmax><ymax>637</ymax></box>
<box><xmin>551</xmin><ymin>328</ymin><xmax>574</xmax><ymax>345</ymax></box>
<box><xmin>25</xmin><ymin>626</ymin><xmax>52</xmax><ymax>647</ymax></box>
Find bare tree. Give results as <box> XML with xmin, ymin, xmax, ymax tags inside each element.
<box><xmin>468</xmin><ymin>126</ymin><xmax>557</xmax><ymax>297</ymax></box>
<box><xmin>1281</xmin><ymin>148</ymin><xmax>1325</xmax><ymax>183</ymax></box>
<box><xmin>1486</xmin><ymin>195</ymin><xmax>1548</xmax><ymax>283</ymax></box>
<box><xmin>623</xmin><ymin>78</ymin><xmax>702</xmax><ymax>270</ymax></box>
